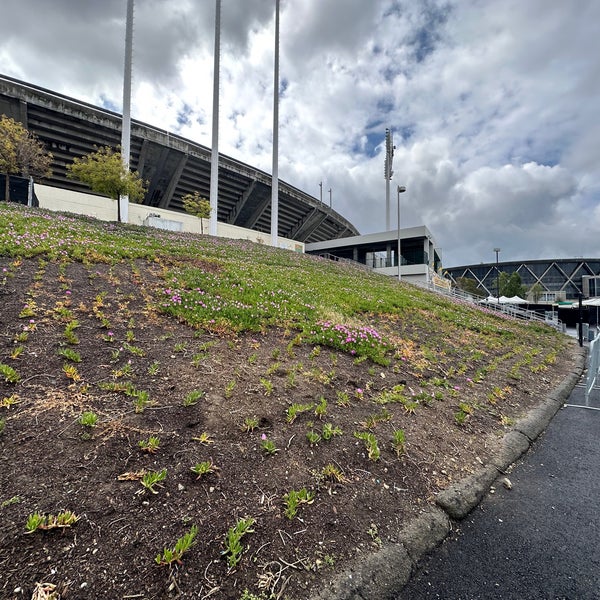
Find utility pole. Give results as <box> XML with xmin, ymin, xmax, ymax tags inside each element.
<box><xmin>209</xmin><ymin>0</ymin><xmax>221</xmax><ymax>237</ymax></box>
<box><xmin>270</xmin><ymin>0</ymin><xmax>280</xmax><ymax>247</ymax></box>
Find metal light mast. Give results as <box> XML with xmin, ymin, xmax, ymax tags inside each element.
<box><xmin>384</xmin><ymin>127</ymin><xmax>394</xmax><ymax>230</ymax></box>
<box><xmin>119</xmin><ymin>0</ymin><xmax>134</xmax><ymax>223</ymax></box>
<box><xmin>209</xmin><ymin>0</ymin><xmax>221</xmax><ymax>236</ymax></box>
<box><xmin>271</xmin><ymin>0</ymin><xmax>280</xmax><ymax>247</ymax></box>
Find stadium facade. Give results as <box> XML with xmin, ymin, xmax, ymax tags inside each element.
<box><xmin>445</xmin><ymin>259</ymin><xmax>600</xmax><ymax>302</ymax></box>
<box><xmin>0</xmin><ymin>74</ymin><xmax>358</xmax><ymax>243</ymax></box>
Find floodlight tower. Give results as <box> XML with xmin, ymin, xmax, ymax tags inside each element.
<box><xmin>209</xmin><ymin>0</ymin><xmax>221</xmax><ymax>237</ymax></box>
<box><xmin>384</xmin><ymin>128</ymin><xmax>395</xmax><ymax>230</ymax></box>
<box><xmin>271</xmin><ymin>0</ymin><xmax>280</xmax><ymax>247</ymax></box>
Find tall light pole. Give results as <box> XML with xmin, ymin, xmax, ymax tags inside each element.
<box><xmin>209</xmin><ymin>0</ymin><xmax>221</xmax><ymax>237</ymax></box>
<box><xmin>494</xmin><ymin>247</ymin><xmax>501</xmax><ymax>303</ymax></box>
<box><xmin>328</xmin><ymin>187</ymin><xmax>332</xmax><ymax>208</ymax></box>
<box><xmin>397</xmin><ymin>185</ymin><xmax>406</xmax><ymax>281</ymax></box>
<box><xmin>384</xmin><ymin>128</ymin><xmax>394</xmax><ymax>230</ymax></box>
<box><xmin>270</xmin><ymin>0</ymin><xmax>280</xmax><ymax>247</ymax></box>
<box><xmin>119</xmin><ymin>0</ymin><xmax>134</xmax><ymax>223</ymax></box>
<box><xmin>319</xmin><ymin>181</ymin><xmax>322</xmax><ymax>204</ymax></box>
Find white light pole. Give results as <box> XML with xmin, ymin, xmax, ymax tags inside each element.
<box><xmin>328</xmin><ymin>187</ymin><xmax>332</xmax><ymax>208</ymax></box>
<box><xmin>384</xmin><ymin>128</ymin><xmax>394</xmax><ymax>230</ymax></box>
<box><xmin>397</xmin><ymin>185</ymin><xmax>406</xmax><ymax>281</ymax></box>
<box><xmin>119</xmin><ymin>0</ymin><xmax>134</xmax><ymax>223</ymax></box>
<box><xmin>209</xmin><ymin>0</ymin><xmax>221</xmax><ymax>237</ymax></box>
<box><xmin>270</xmin><ymin>0</ymin><xmax>280</xmax><ymax>247</ymax></box>
<box><xmin>494</xmin><ymin>247</ymin><xmax>501</xmax><ymax>303</ymax></box>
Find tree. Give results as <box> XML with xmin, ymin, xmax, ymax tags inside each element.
<box><xmin>66</xmin><ymin>146</ymin><xmax>146</xmax><ymax>222</ymax></box>
<box><xmin>498</xmin><ymin>272</ymin><xmax>526</xmax><ymax>298</ymax></box>
<box><xmin>0</xmin><ymin>115</ymin><xmax>53</xmax><ymax>201</ymax></box>
<box><xmin>182</xmin><ymin>191</ymin><xmax>211</xmax><ymax>234</ymax></box>
<box><xmin>455</xmin><ymin>277</ymin><xmax>486</xmax><ymax>298</ymax></box>
<box><xmin>529</xmin><ymin>282</ymin><xmax>544</xmax><ymax>303</ymax></box>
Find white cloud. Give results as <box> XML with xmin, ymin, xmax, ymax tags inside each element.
<box><xmin>1</xmin><ymin>0</ymin><xmax>599</xmax><ymax>266</ymax></box>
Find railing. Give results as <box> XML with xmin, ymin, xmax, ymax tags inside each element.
<box><xmin>585</xmin><ymin>332</ymin><xmax>600</xmax><ymax>402</ymax></box>
<box><xmin>316</xmin><ymin>253</ymin><xmax>372</xmax><ymax>271</ymax></box>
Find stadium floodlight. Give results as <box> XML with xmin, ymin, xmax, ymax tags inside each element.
<box><xmin>271</xmin><ymin>0</ymin><xmax>280</xmax><ymax>247</ymax></box>
<box><xmin>209</xmin><ymin>0</ymin><xmax>221</xmax><ymax>237</ymax></box>
<box><xmin>384</xmin><ymin>128</ymin><xmax>395</xmax><ymax>230</ymax></box>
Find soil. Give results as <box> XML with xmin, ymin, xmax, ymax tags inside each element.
<box><xmin>0</xmin><ymin>257</ymin><xmax>579</xmax><ymax>600</ymax></box>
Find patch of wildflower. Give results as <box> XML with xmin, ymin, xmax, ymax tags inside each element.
<box><xmin>307</xmin><ymin>321</ymin><xmax>391</xmax><ymax>365</ymax></box>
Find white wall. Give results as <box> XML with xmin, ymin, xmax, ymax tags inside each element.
<box><xmin>35</xmin><ymin>184</ymin><xmax>304</xmax><ymax>253</ymax></box>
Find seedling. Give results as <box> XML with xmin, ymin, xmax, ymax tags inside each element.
<box><xmin>241</xmin><ymin>417</ymin><xmax>259</xmax><ymax>432</ymax></box>
<box><xmin>147</xmin><ymin>360</ymin><xmax>160</xmax><ymax>376</ymax></box>
<box><xmin>155</xmin><ymin>525</ymin><xmax>198</xmax><ymax>566</ymax></box>
<box><xmin>322</xmin><ymin>423</ymin><xmax>343</xmax><ymax>440</ymax></box>
<box><xmin>286</xmin><ymin>402</ymin><xmax>314</xmax><ymax>424</ymax></box>
<box><xmin>25</xmin><ymin>510</ymin><xmax>79</xmax><ymax>533</ymax></box>
<box><xmin>0</xmin><ymin>394</ymin><xmax>20</xmax><ymax>409</ymax></box>
<box><xmin>454</xmin><ymin>410</ymin><xmax>468</xmax><ymax>425</ymax></box>
<box><xmin>79</xmin><ymin>411</ymin><xmax>98</xmax><ymax>428</ymax></box>
<box><xmin>260</xmin><ymin>437</ymin><xmax>278</xmax><ymax>455</ymax></box>
<box><xmin>361</xmin><ymin>409</ymin><xmax>390</xmax><ymax>429</ymax></box>
<box><xmin>223</xmin><ymin>517</ymin><xmax>255</xmax><ymax>569</ymax></box>
<box><xmin>0</xmin><ymin>363</ymin><xmax>20</xmax><ymax>384</ymax></box>
<box><xmin>225</xmin><ymin>380</ymin><xmax>236</xmax><ymax>398</ymax></box>
<box><xmin>192</xmin><ymin>432</ymin><xmax>214</xmax><ymax>445</ymax></box>
<box><xmin>58</xmin><ymin>347</ymin><xmax>81</xmax><ymax>363</ymax></box>
<box><xmin>132</xmin><ymin>389</ymin><xmax>151</xmax><ymax>413</ymax></box>
<box><xmin>283</xmin><ymin>487</ymin><xmax>315</xmax><ymax>520</ymax></box>
<box><xmin>314</xmin><ymin>396</ymin><xmax>327</xmax><ymax>419</ymax></box>
<box><xmin>10</xmin><ymin>346</ymin><xmax>24</xmax><ymax>360</ymax></box>
<box><xmin>184</xmin><ymin>389</ymin><xmax>205</xmax><ymax>407</ymax></box>
<box><xmin>322</xmin><ymin>463</ymin><xmax>346</xmax><ymax>483</ymax></box>
<box><xmin>62</xmin><ymin>363</ymin><xmax>81</xmax><ymax>381</ymax></box>
<box><xmin>141</xmin><ymin>468</ymin><xmax>167</xmax><ymax>494</ymax></box>
<box><xmin>138</xmin><ymin>436</ymin><xmax>161</xmax><ymax>453</ymax></box>
<box><xmin>260</xmin><ymin>378</ymin><xmax>273</xmax><ymax>396</ymax></box>
<box><xmin>392</xmin><ymin>429</ymin><xmax>406</xmax><ymax>457</ymax></box>
<box><xmin>306</xmin><ymin>430</ymin><xmax>321</xmax><ymax>446</ymax></box>
<box><xmin>336</xmin><ymin>390</ymin><xmax>350</xmax><ymax>407</ymax></box>
<box><xmin>190</xmin><ymin>460</ymin><xmax>218</xmax><ymax>479</ymax></box>
<box><xmin>63</xmin><ymin>319</ymin><xmax>80</xmax><ymax>345</ymax></box>
<box><xmin>354</xmin><ymin>431</ymin><xmax>381</xmax><ymax>461</ymax></box>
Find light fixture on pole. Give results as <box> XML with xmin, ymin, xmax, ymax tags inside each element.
<box><xmin>319</xmin><ymin>181</ymin><xmax>322</xmax><ymax>204</ymax></box>
<box><xmin>384</xmin><ymin>128</ymin><xmax>395</xmax><ymax>230</ymax></box>
<box><xmin>209</xmin><ymin>0</ymin><xmax>221</xmax><ymax>237</ymax></box>
<box><xmin>328</xmin><ymin>188</ymin><xmax>332</xmax><ymax>208</ymax></box>
<box><xmin>493</xmin><ymin>247</ymin><xmax>501</xmax><ymax>303</ymax></box>
<box><xmin>397</xmin><ymin>185</ymin><xmax>406</xmax><ymax>281</ymax></box>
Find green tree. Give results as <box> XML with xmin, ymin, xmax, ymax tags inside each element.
<box><xmin>0</xmin><ymin>115</ymin><xmax>53</xmax><ymax>201</ymax></box>
<box><xmin>455</xmin><ymin>277</ymin><xmax>486</xmax><ymax>298</ymax></box>
<box><xmin>182</xmin><ymin>191</ymin><xmax>211</xmax><ymax>234</ymax></box>
<box><xmin>66</xmin><ymin>146</ymin><xmax>146</xmax><ymax>222</ymax></box>
<box><xmin>529</xmin><ymin>282</ymin><xmax>544</xmax><ymax>303</ymax></box>
<box><xmin>499</xmin><ymin>272</ymin><xmax>526</xmax><ymax>298</ymax></box>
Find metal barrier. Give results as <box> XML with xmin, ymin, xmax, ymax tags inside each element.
<box><xmin>585</xmin><ymin>332</ymin><xmax>600</xmax><ymax>402</ymax></box>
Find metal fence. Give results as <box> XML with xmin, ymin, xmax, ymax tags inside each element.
<box><xmin>585</xmin><ymin>332</ymin><xmax>600</xmax><ymax>402</ymax></box>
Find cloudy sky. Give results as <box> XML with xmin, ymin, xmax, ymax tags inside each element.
<box><xmin>1</xmin><ymin>0</ymin><xmax>599</xmax><ymax>267</ymax></box>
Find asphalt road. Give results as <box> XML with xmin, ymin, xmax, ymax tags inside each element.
<box><xmin>398</xmin><ymin>382</ymin><xmax>600</xmax><ymax>600</ymax></box>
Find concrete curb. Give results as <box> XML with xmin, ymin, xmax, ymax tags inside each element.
<box><xmin>315</xmin><ymin>345</ymin><xmax>587</xmax><ymax>600</ymax></box>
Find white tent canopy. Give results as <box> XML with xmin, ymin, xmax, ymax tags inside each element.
<box><xmin>480</xmin><ymin>295</ymin><xmax>528</xmax><ymax>305</ymax></box>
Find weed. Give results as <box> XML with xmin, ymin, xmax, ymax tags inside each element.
<box><xmin>286</xmin><ymin>402</ymin><xmax>314</xmax><ymax>424</ymax></box>
<box><xmin>392</xmin><ymin>429</ymin><xmax>406</xmax><ymax>456</ymax></box>
<box><xmin>184</xmin><ymin>389</ymin><xmax>205</xmax><ymax>407</ymax></box>
<box><xmin>190</xmin><ymin>460</ymin><xmax>218</xmax><ymax>479</ymax></box>
<box><xmin>260</xmin><ymin>378</ymin><xmax>273</xmax><ymax>396</ymax></box>
<box><xmin>283</xmin><ymin>488</ymin><xmax>315</xmax><ymax>520</ymax></box>
<box><xmin>155</xmin><ymin>525</ymin><xmax>198</xmax><ymax>566</ymax></box>
<box><xmin>79</xmin><ymin>411</ymin><xmax>98</xmax><ymax>427</ymax></box>
<box><xmin>322</xmin><ymin>423</ymin><xmax>343</xmax><ymax>440</ymax></box>
<box><xmin>314</xmin><ymin>396</ymin><xmax>327</xmax><ymax>419</ymax></box>
<box><xmin>354</xmin><ymin>431</ymin><xmax>381</xmax><ymax>460</ymax></box>
<box><xmin>242</xmin><ymin>416</ymin><xmax>259</xmax><ymax>432</ymax></box>
<box><xmin>0</xmin><ymin>363</ymin><xmax>20</xmax><ymax>384</ymax></box>
<box><xmin>147</xmin><ymin>360</ymin><xmax>160</xmax><ymax>376</ymax></box>
<box><xmin>25</xmin><ymin>510</ymin><xmax>79</xmax><ymax>533</ymax></box>
<box><xmin>223</xmin><ymin>516</ymin><xmax>255</xmax><ymax>569</ymax></box>
<box><xmin>141</xmin><ymin>468</ymin><xmax>167</xmax><ymax>494</ymax></box>
<box><xmin>260</xmin><ymin>437</ymin><xmax>278</xmax><ymax>455</ymax></box>
<box><xmin>138</xmin><ymin>436</ymin><xmax>161</xmax><ymax>453</ymax></box>
<box><xmin>306</xmin><ymin>430</ymin><xmax>321</xmax><ymax>446</ymax></box>
<box><xmin>322</xmin><ymin>463</ymin><xmax>346</xmax><ymax>483</ymax></box>
<box><xmin>59</xmin><ymin>347</ymin><xmax>82</xmax><ymax>363</ymax></box>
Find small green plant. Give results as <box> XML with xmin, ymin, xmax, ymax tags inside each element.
<box><xmin>138</xmin><ymin>436</ymin><xmax>161</xmax><ymax>453</ymax></box>
<box><xmin>14</xmin><ymin>331</ymin><xmax>29</xmax><ymax>343</ymax></box>
<box><xmin>25</xmin><ymin>510</ymin><xmax>79</xmax><ymax>533</ymax></box>
<box><xmin>354</xmin><ymin>431</ymin><xmax>381</xmax><ymax>461</ymax></box>
<box><xmin>184</xmin><ymin>389</ymin><xmax>205</xmax><ymax>407</ymax></box>
<box><xmin>1</xmin><ymin>495</ymin><xmax>21</xmax><ymax>509</ymax></box>
<box><xmin>10</xmin><ymin>345</ymin><xmax>24</xmax><ymax>359</ymax></box>
<box><xmin>0</xmin><ymin>394</ymin><xmax>20</xmax><ymax>408</ymax></box>
<box><xmin>248</xmin><ymin>352</ymin><xmax>258</xmax><ymax>365</ymax></box>
<box><xmin>123</xmin><ymin>342</ymin><xmax>145</xmax><ymax>357</ymax></box>
<box><xmin>147</xmin><ymin>360</ymin><xmax>160</xmax><ymax>376</ymax></box>
<box><xmin>361</xmin><ymin>409</ymin><xmax>391</xmax><ymax>429</ymax></box>
<box><xmin>283</xmin><ymin>487</ymin><xmax>315</xmax><ymax>520</ymax></box>
<box><xmin>314</xmin><ymin>396</ymin><xmax>327</xmax><ymax>419</ymax></box>
<box><xmin>173</xmin><ymin>341</ymin><xmax>187</xmax><ymax>353</ymax></box>
<box><xmin>286</xmin><ymin>402</ymin><xmax>314</xmax><ymax>424</ymax></box>
<box><xmin>58</xmin><ymin>347</ymin><xmax>82</xmax><ymax>363</ymax></box>
<box><xmin>0</xmin><ymin>417</ymin><xmax>5</xmax><ymax>436</ymax></box>
<box><xmin>306</xmin><ymin>430</ymin><xmax>321</xmax><ymax>446</ymax></box>
<box><xmin>192</xmin><ymin>432</ymin><xmax>215</xmax><ymax>445</ymax></box>
<box><xmin>62</xmin><ymin>363</ymin><xmax>81</xmax><ymax>381</ymax></box>
<box><xmin>322</xmin><ymin>463</ymin><xmax>346</xmax><ymax>483</ymax></box>
<box><xmin>155</xmin><ymin>525</ymin><xmax>198</xmax><ymax>566</ymax></box>
<box><xmin>133</xmin><ymin>389</ymin><xmax>151</xmax><ymax>413</ymax></box>
<box><xmin>392</xmin><ymin>429</ymin><xmax>406</xmax><ymax>456</ymax></box>
<box><xmin>0</xmin><ymin>363</ymin><xmax>20</xmax><ymax>384</ymax></box>
<box><xmin>63</xmin><ymin>319</ymin><xmax>80</xmax><ymax>344</ymax></box>
<box><xmin>223</xmin><ymin>517</ymin><xmax>255</xmax><ymax>569</ymax></box>
<box><xmin>454</xmin><ymin>410</ymin><xmax>468</xmax><ymax>426</ymax></box>
<box><xmin>260</xmin><ymin>378</ymin><xmax>274</xmax><ymax>396</ymax></box>
<box><xmin>191</xmin><ymin>460</ymin><xmax>218</xmax><ymax>479</ymax></box>
<box><xmin>141</xmin><ymin>468</ymin><xmax>167</xmax><ymax>494</ymax></box>
<box><xmin>242</xmin><ymin>416</ymin><xmax>259</xmax><ymax>432</ymax></box>
<box><xmin>79</xmin><ymin>411</ymin><xmax>98</xmax><ymax>428</ymax></box>
<box><xmin>260</xmin><ymin>436</ymin><xmax>278</xmax><ymax>455</ymax></box>
<box><xmin>322</xmin><ymin>422</ymin><xmax>343</xmax><ymax>440</ymax></box>
<box><xmin>336</xmin><ymin>390</ymin><xmax>350</xmax><ymax>407</ymax></box>
<box><xmin>225</xmin><ymin>380</ymin><xmax>236</xmax><ymax>398</ymax></box>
